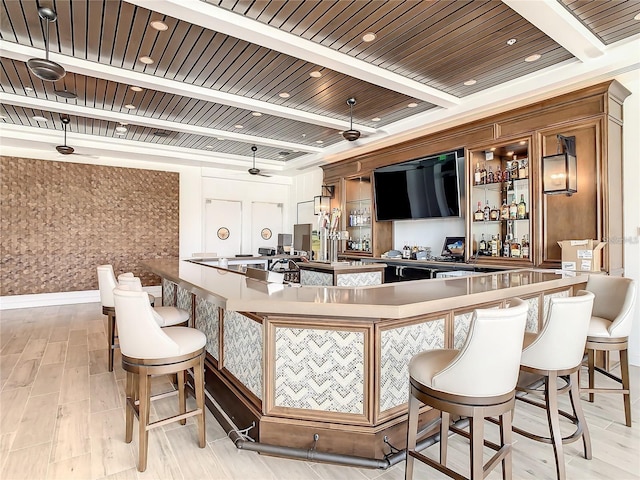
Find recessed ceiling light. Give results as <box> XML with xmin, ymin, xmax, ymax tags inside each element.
<box><xmin>309</xmin><ymin>71</ymin><xmax>322</xmax><ymax>78</ymax></box>
<box><xmin>251</xmin><ymin>112</ymin><xmax>262</xmax><ymax>116</ymax></box>
<box><xmin>115</xmin><ymin>126</ymin><xmax>127</xmax><ymax>133</ymax></box>
<box><xmin>464</xmin><ymin>79</ymin><xmax>477</xmax><ymax>86</ymax></box>
<box><xmin>519</xmin><ymin>141</ymin><xmax>526</xmax><ymax>145</ymax></box>
<box><xmin>139</xmin><ymin>56</ymin><xmax>154</xmax><ymax>64</ymax></box>
<box><xmin>279</xmin><ymin>92</ymin><xmax>290</xmax><ymax>98</ymax></box>
<box><xmin>278</xmin><ymin>155</ymin><xmax>284</xmax><ymax>159</ymax></box>
<box><xmin>153</xmin><ymin>131</ymin><xmax>169</xmax><ymax>137</ymax></box>
<box><xmin>234</xmin><ymin>124</ymin><xmax>243</xmax><ymax>129</ymax></box>
<box><xmin>216</xmin><ymin>137</ymin><xmax>225</xmax><ymax>141</ymax></box>
<box><xmin>32</xmin><ymin>115</ymin><xmax>48</xmax><ymax>122</ymax></box>
<box><xmin>490</xmin><ymin>147</ymin><xmax>496</xmax><ymax>151</ymax></box>
<box><xmin>150</xmin><ymin>20</ymin><xmax>168</xmax><ymax>31</ymax></box>
<box><xmin>506</xmin><ymin>38</ymin><xmax>517</xmax><ymax>46</ymax></box>
<box><xmin>130</xmin><ymin>86</ymin><xmax>143</xmax><ymax>92</ymax></box>
<box><xmin>338</xmin><ymin>131</ymin><xmax>343</xmax><ymax>135</ymax></box>
<box><xmin>119</xmin><ymin>122</ymin><xmax>128</xmax><ymax>126</ymax></box>
<box><xmin>205</xmin><ymin>145</ymin><xmax>214</xmax><ymax>149</ymax></box>
<box><xmin>371</xmin><ymin>117</ymin><xmax>381</xmax><ymax>122</ymax></box>
<box><xmin>634</xmin><ymin>12</ymin><xmax>640</xmax><ymax>20</ymax></box>
<box><xmin>407</xmin><ymin>102</ymin><xmax>418</xmax><ymax>108</ymax></box>
<box><xmin>115</xmin><ymin>131</ymin><xmax>126</xmax><ymax>136</ymax></box>
<box><xmin>124</xmin><ymin>104</ymin><xmax>136</xmax><ymax>109</ymax></box>
<box><xmin>507</xmin><ymin>151</ymin><xmax>514</xmax><ymax>156</ymax></box>
<box><xmin>316</xmin><ymin>140</ymin><xmax>323</xmax><ymax>144</ymax></box>
<box><xmin>24</xmin><ymin>87</ymin><xmax>33</xmax><ymax>92</ymax></box>
<box><xmin>525</xmin><ymin>54</ymin><xmax>541</xmax><ymax>62</ymax></box>
<box><xmin>362</xmin><ymin>32</ymin><xmax>376</xmax><ymax>42</ymax></box>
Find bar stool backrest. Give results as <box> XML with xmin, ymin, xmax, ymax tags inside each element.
<box><xmin>432</xmin><ymin>298</ymin><xmax>528</xmax><ymax>397</ymax></box>
<box><xmin>97</xmin><ymin>265</ymin><xmax>118</xmax><ymax>308</ymax></box>
<box><xmin>118</xmin><ymin>274</ymin><xmax>143</xmax><ymax>291</ymax></box>
<box><xmin>113</xmin><ymin>287</ymin><xmax>180</xmax><ymax>359</ymax></box>
<box><xmin>521</xmin><ymin>290</ymin><xmax>594</xmax><ymax>371</ymax></box>
<box><xmin>586</xmin><ymin>275</ymin><xmax>637</xmax><ymax>337</ymax></box>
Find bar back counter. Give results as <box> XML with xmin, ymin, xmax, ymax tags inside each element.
<box><xmin>143</xmin><ymin>258</ymin><xmax>588</xmax><ymax>463</ymax></box>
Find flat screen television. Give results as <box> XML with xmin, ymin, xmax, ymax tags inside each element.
<box><xmin>373</xmin><ymin>149</ymin><xmax>464</xmax><ymax>221</ymax></box>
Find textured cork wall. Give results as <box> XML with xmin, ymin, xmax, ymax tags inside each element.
<box><xmin>0</xmin><ymin>156</ymin><xmax>179</xmax><ymax>296</ymax></box>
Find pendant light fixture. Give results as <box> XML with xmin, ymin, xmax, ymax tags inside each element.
<box><xmin>27</xmin><ymin>7</ymin><xmax>66</xmax><ymax>82</ymax></box>
<box><xmin>56</xmin><ymin>114</ymin><xmax>74</xmax><ymax>155</ymax></box>
<box><xmin>342</xmin><ymin>98</ymin><xmax>361</xmax><ymax>141</ymax></box>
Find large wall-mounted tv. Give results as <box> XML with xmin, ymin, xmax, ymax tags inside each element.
<box><xmin>373</xmin><ymin>149</ymin><xmax>464</xmax><ymax>221</ymax></box>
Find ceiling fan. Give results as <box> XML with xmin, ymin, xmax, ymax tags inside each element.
<box><xmin>342</xmin><ymin>98</ymin><xmax>361</xmax><ymax>141</ymax></box>
<box><xmin>27</xmin><ymin>7</ymin><xmax>66</xmax><ymax>82</ymax></box>
<box><xmin>248</xmin><ymin>145</ymin><xmax>270</xmax><ymax>177</ymax></box>
<box><xmin>56</xmin><ymin>114</ymin><xmax>75</xmax><ymax>155</ymax></box>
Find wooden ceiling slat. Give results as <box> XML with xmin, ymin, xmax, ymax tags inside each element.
<box><xmin>110</xmin><ymin>2</ymin><xmax>137</xmax><ymax>67</ymax></box>
<box><xmin>288</xmin><ymin>2</ymin><xmax>336</xmax><ymax>37</ymax></box>
<box><xmin>154</xmin><ymin>22</ymin><xmax>199</xmax><ymax>80</ymax></box>
<box><xmin>214</xmin><ymin>43</ymin><xmax>267</xmax><ymax>93</ymax></box>
<box><xmin>0</xmin><ymin>58</ymin><xmax>23</xmax><ymax>94</ymax></box>
<box><xmin>267</xmin><ymin>0</ymin><xmax>319</xmax><ymax>31</ymax></box>
<box><xmin>184</xmin><ymin>32</ymin><xmax>238</xmax><ymax>86</ymax></box>
<box><xmin>1</xmin><ymin>1</ymin><xmax>35</xmax><ymax>45</ymax></box>
<box><xmin>123</xmin><ymin>8</ymin><xmax>153</xmax><ymax>72</ymax></box>
<box><xmin>85</xmin><ymin>1</ymin><xmax>106</xmax><ymax>62</ymax></box>
<box><xmin>99</xmin><ymin>1</ymin><xmax>120</xmax><ymax>64</ymax></box>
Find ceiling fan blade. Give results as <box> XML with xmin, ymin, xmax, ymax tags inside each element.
<box><xmin>257</xmin><ymin>172</ymin><xmax>271</xmax><ymax>177</ymax></box>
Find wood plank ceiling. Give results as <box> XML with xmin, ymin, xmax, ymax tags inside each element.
<box><xmin>0</xmin><ymin>0</ymin><xmax>639</xmax><ymax>172</ymax></box>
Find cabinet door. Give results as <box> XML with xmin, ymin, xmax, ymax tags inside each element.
<box><xmin>344</xmin><ymin>176</ymin><xmax>374</xmax><ymax>255</ymax></box>
<box><xmin>469</xmin><ymin>139</ymin><xmax>532</xmax><ymax>263</ymax></box>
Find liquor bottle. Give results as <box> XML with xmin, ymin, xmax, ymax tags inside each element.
<box><xmin>518</xmin><ymin>157</ymin><xmax>527</xmax><ymax>179</ymax></box>
<box><xmin>517</xmin><ymin>194</ymin><xmax>527</xmax><ymax>220</ymax></box>
<box><xmin>479</xmin><ymin>234</ymin><xmax>487</xmax><ymax>253</ymax></box>
<box><xmin>480</xmin><ymin>163</ymin><xmax>487</xmax><ymax>185</ymax></box>
<box><xmin>474</xmin><ymin>201</ymin><xmax>484</xmax><ymax>221</ymax></box>
<box><xmin>490</xmin><ymin>235</ymin><xmax>499</xmax><ymax>257</ymax></box>
<box><xmin>503</xmin><ymin>162</ymin><xmax>511</xmax><ymax>182</ymax></box>
<box><xmin>483</xmin><ymin>200</ymin><xmax>491</xmax><ymax>221</ymax></box>
<box><xmin>500</xmin><ymin>199</ymin><xmax>509</xmax><ymax>220</ymax></box>
<box><xmin>521</xmin><ymin>235</ymin><xmax>530</xmax><ymax>259</ymax></box>
<box><xmin>509</xmin><ymin>197</ymin><xmax>518</xmax><ymax>220</ymax></box>
<box><xmin>490</xmin><ymin>204</ymin><xmax>499</xmax><ymax>221</ymax></box>
<box><xmin>487</xmin><ymin>166</ymin><xmax>494</xmax><ymax>184</ymax></box>
<box><xmin>474</xmin><ymin>163</ymin><xmax>481</xmax><ymax>185</ymax></box>
<box><xmin>503</xmin><ymin>238</ymin><xmax>511</xmax><ymax>257</ymax></box>
<box><xmin>521</xmin><ymin>158</ymin><xmax>529</xmax><ymax>178</ymax></box>
<box><xmin>510</xmin><ymin>239</ymin><xmax>521</xmax><ymax>258</ymax></box>
<box><xmin>495</xmin><ymin>165</ymin><xmax>502</xmax><ymax>184</ymax></box>
<box><xmin>512</xmin><ymin>155</ymin><xmax>519</xmax><ymax>180</ymax></box>
<box><xmin>363</xmin><ymin>235</ymin><xmax>370</xmax><ymax>252</ymax></box>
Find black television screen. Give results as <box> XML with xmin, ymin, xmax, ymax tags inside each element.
<box><xmin>373</xmin><ymin>149</ymin><xmax>463</xmax><ymax>221</ymax></box>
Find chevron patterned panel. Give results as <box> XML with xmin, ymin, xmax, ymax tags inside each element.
<box><xmin>379</xmin><ymin>319</ymin><xmax>445</xmax><ymax>412</ymax></box>
<box><xmin>176</xmin><ymin>286</ymin><xmax>193</xmax><ymax>311</ymax></box>
<box><xmin>162</xmin><ymin>279</ymin><xmax>176</xmax><ymax>307</ymax></box>
<box><xmin>300</xmin><ymin>270</ymin><xmax>333</xmax><ymax>286</ymax></box>
<box><xmin>223</xmin><ymin>310</ymin><xmax>263</xmax><ymax>400</ymax></box>
<box><xmin>336</xmin><ymin>272</ymin><xmax>382</xmax><ymax>286</ymax></box>
<box><xmin>195</xmin><ymin>297</ymin><xmax>219</xmax><ymax>360</ymax></box>
<box><xmin>525</xmin><ymin>296</ymin><xmax>540</xmax><ymax>332</ymax></box>
<box><xmin>542</xmin><ymin>289</ymin><xmax>570</xmax><ymax>325</ymax></box>
<box><xmin>274</xmin><ymin>327</ymin><xmax>364</xmax><ymax>414</ymax></box>
<box><xmin>453</xmin><ymin>311</ymin><xmax>474</xmax><ymax>350</ymax></box>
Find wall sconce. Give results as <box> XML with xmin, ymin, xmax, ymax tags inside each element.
<box><xmin>314</xmin><ymin>185</ymin><xmax>334</xmax><ymax>215</ymax></box>
<box><xmin>542</xmin><ymin>135</ymin><xmax>577</xmax><ymax>196</ymax></box>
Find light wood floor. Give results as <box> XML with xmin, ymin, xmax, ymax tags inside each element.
<box><xmin>1</xmin><ymin>303</ymin><xmax>638</xmax><ymax>480</ymax></box>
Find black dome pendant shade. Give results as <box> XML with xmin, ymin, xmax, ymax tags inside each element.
<box><xmin>27</xmin><ymin>7</ymin><xmax>66</xmax><ymax>82</ymax></box>
<box><xmin>342</xmin><ymin>98</ymin><xmax>361</xmax><ymax>141</ymax></box>
<box><xmin>56</xmin><ymin>114</ymin><xmax>75</xmax><ymax>155</ymax></box>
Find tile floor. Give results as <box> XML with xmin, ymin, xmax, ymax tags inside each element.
<box><xmin>1</xmin><ymin>303</ymin><xmax>638</xmax><ymax>479</ymax></box>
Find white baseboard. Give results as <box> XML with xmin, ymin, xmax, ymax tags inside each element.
<box><xmin>0</xmin><ymin>286</ymin><xmax>162</xmax><ymax>310</ymax></box>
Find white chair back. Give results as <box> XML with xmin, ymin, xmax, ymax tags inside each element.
<box><xmin>113</xmin><ymin>287</ymin><xmax>180</xmax><ymax>359</ymax></box>
<box><xmin>118</xmin><ymin>274</ymin><xmax>143</xmax><ymax>291</ymax></box>
<box><xmin>432</xmin><ymin>298</ymin><xmax>528</xmax><ymax>397</ymax></box>
<box><xmin>521</xmin><ymin>290</ymin><xmax>594</xmax><ymax>371</ymax></box>
<box><xmin>97</xmin><ymin>265</ymin><xmax>118</xmax><ymax>308</ymax></box>
<box><xmin>586</xmin><ymin>275</ymin><xmax>637</xmax><ymax>337</ymax></box>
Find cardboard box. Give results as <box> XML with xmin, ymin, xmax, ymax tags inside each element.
<box><xmin>558</xmin><ymin>239</ymin><xmax>606</xmax><ymax>272</ymax></box>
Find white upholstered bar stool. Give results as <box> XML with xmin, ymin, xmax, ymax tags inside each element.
<box><xmin>113</xmin><ymin>287</ymin><xmax>206</xmax><ymax>472</ymax></box>
<box><xmin>514</xmin><ymin>290</ymin><xmax>595</xmax><ymax>480</ymax></box>
<box><xmin>97</xmin><ymin>265</ymin><xmax>130</xmax><ymax>371</ymax></box>
<box><xmin>581</xmin><ymin>275</ymin><xmax>637</xmax><ymax>427</ymax></box>
<box><xmin>405</xmin><ymin>298</ymin><xmax>528</xmax><ymax>480</ymax></box>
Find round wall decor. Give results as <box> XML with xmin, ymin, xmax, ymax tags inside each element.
<box><xmin>261</xmin><ymin>228</ymin><xmax>272</xmax><ymax>240</ymax></box>
<box><xmin>217</xmin><ymin>227</ymin><xmax>230</xmax><ymax>240</ymax></box>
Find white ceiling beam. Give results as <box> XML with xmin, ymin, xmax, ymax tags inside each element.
<box><xmin>124</xmin><ymin>0</ymin><xmax>460</xmax><ymax>109</ymax></box>
<box><xmin>0</xmin><ymin>41</ymin><xmax>375</xmax><ymax>134</ymax></box>
<box><xmin>0</xmin><ymin>92</ymin><xmax>323</xmax><ymax>153</ymax></box>
<box><xmin>502</xmin><ymin>0</ymin><xmax>605</xmax><ymax>61</ymax></box>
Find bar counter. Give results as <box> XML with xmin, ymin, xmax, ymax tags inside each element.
<box><xmin>143</xmin><ymin>258</ymin><xmax>589</xmax><ymax>461</ymax></box>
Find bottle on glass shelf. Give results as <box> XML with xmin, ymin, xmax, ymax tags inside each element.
<box><xmin>402</xmin><ymin>243</ymin><xmax>411</xmax><ymax>259</ymax></box>
<box><xmin>509</xmin><ymin>197</ymin><xmax>518</xmax><ymax>220</ymax></box>
<box><xmin>503</xmin><ymin>237</ymin><xmax>511</xmax><ymax>257</ymax></box>
<box><xmin>483</xmin><ymin>200</ymin><xmax>491</xmax><ymax>221</ymax></box>
<box><xmin>487</xmin><ymin>166</ymin><xmax>494</xmax><ymax>184</ymax></box>
<box><xmin>363</xmin><ymin>235</ymin><xmax>370</xmax><ymax>252</ymax></box>
<box><xmin>480</xmin><ymin>163</ymin><xmax>487</xmax><ymax>184</ymax></box>
<box><xmin>474</xmin><ymin>201</ymin><xmax>484</xmax><ymax>221</ymax></box>
<box><xmin>474</xmin><ymin>163</ymin><xmax>481</xmax><ymax>185</ymax></box>
<box><xmin>495</xmin><ymin>164</ymin><xmax>502</xmax><ymax>183</ymax></box>
<box><xmin>510</xmin><ymin>238</ymin><xmax>521</xmax><ymax>258</ymax></box>
<box><xmin>518</xmin><ymin>157</ymin><xmax>526</xmax><ymax>179</ymax></box>
<box><xmin>503</xmin><ymin>162</ymin><xmax>511</xmax><ymax>182</ymax></box>
<box><xmin>521</xmin><ymin>235</ymin><xmax>530</xmax><ymax>259</ymax></box>
<box><xmin>512</xmin><ymin>156</ymin><xmax>519</xmax><ymax>180</ymax></box>
<box><xmin>517</xmin><ymin>194</ymin><xmax>527</xmax><ymax>220</ymax></box>
<box><xmin>490</xmin><ymin>235</ymin><xmax>499</xmax><ymax>257</ymax></box>
<box><xmin>490</xmin><ymin>204</ymin><xmax>499</xmax><ymax>221</ymax></box>
<box><xmin>500</xmin><ymin>199</ymin><xmax>509</xmax><ymax>220</ymax></box>
<box><xmin>521</xmin><ymin>158</ymin><xmax>529</xmax><ymax>178</ymax></box>
<box><xmin>479</xmin><ymin>234</ymin><xmax>487</xmax><ymax>254</ymax></box>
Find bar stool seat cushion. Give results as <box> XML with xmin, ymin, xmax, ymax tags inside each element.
<box><xmin>523</xmin><ymin>331</ymin><xmax>538</xmax><ymax>349</ymax></box>
<box><xmin>162</xmin><ymin>327</ymin><xmax>206</xmax><ymax>356</ymax></box>
<box><xmin>587</xmin><ymin>316</ymin><xmax>613</xmax><ymax>337</ymax></box>
<box><xmin>152</xmin><ymin>307</ymin><xmax>190</xmax><ymax>327</ymax></box>
<box><xmin>409</xmin><ymin>349</ymin><xmax>458</xmax><ymax>390</ymax></box>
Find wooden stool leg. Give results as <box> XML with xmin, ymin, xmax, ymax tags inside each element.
<box><xmin>404</xmin><ymin>393</ymin><xmax>420</xmax><ymax>480</ymax></box>
<box><xmin>138</xmin><ymin>372</ymin><xmax>151</xmax><ymax>472</ymax></box>
<box><xmin>108</xmin><ymin>313</ymin><xmax>115</xmax><ymax>372</ymax></box>
<box><xmin>177</xmin><ymin>370</ymin><xmax>186</xmax><ymax>426</ymax></box>
<box><xmin>620</xmin><ymin>348</ymin><xmax>632</xmax><ymax>427</ymax></box>
<box><xmin>500</xmin><ymin>409</ymin><xmax>513</xmax><ymax>480</ymax></box>
<box><xmin>195</xmin><ymin>355</ymin><xmax>206</xmax><ymax>448</ymax></box>
<box><xmin>125</xmin><ymin>371</ymin><xmax>135</xmax><ymax>443</ymax></box>
<box><xmin>440</xmin><ymin>411</ymin><xmax>449</xmax><ymax>466</ymax></box>
<box><xmin>470</xmin><ymin>409</ymin><xmax>485</xmax><ymax>480</ymax></box>
<box><xmin>568</xmin><ymin>371</ymin><xmax>591</xmax><ymax>459</ymax></box>
<box><xmin>545</xmin><ymin>372</ymin><xmax>566</xmax><ymax>480</ymax></box>
<box><xmin>587</xmin><ymin>349</ymin><xmax>595</xmax><ymax>403</ymax></box>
